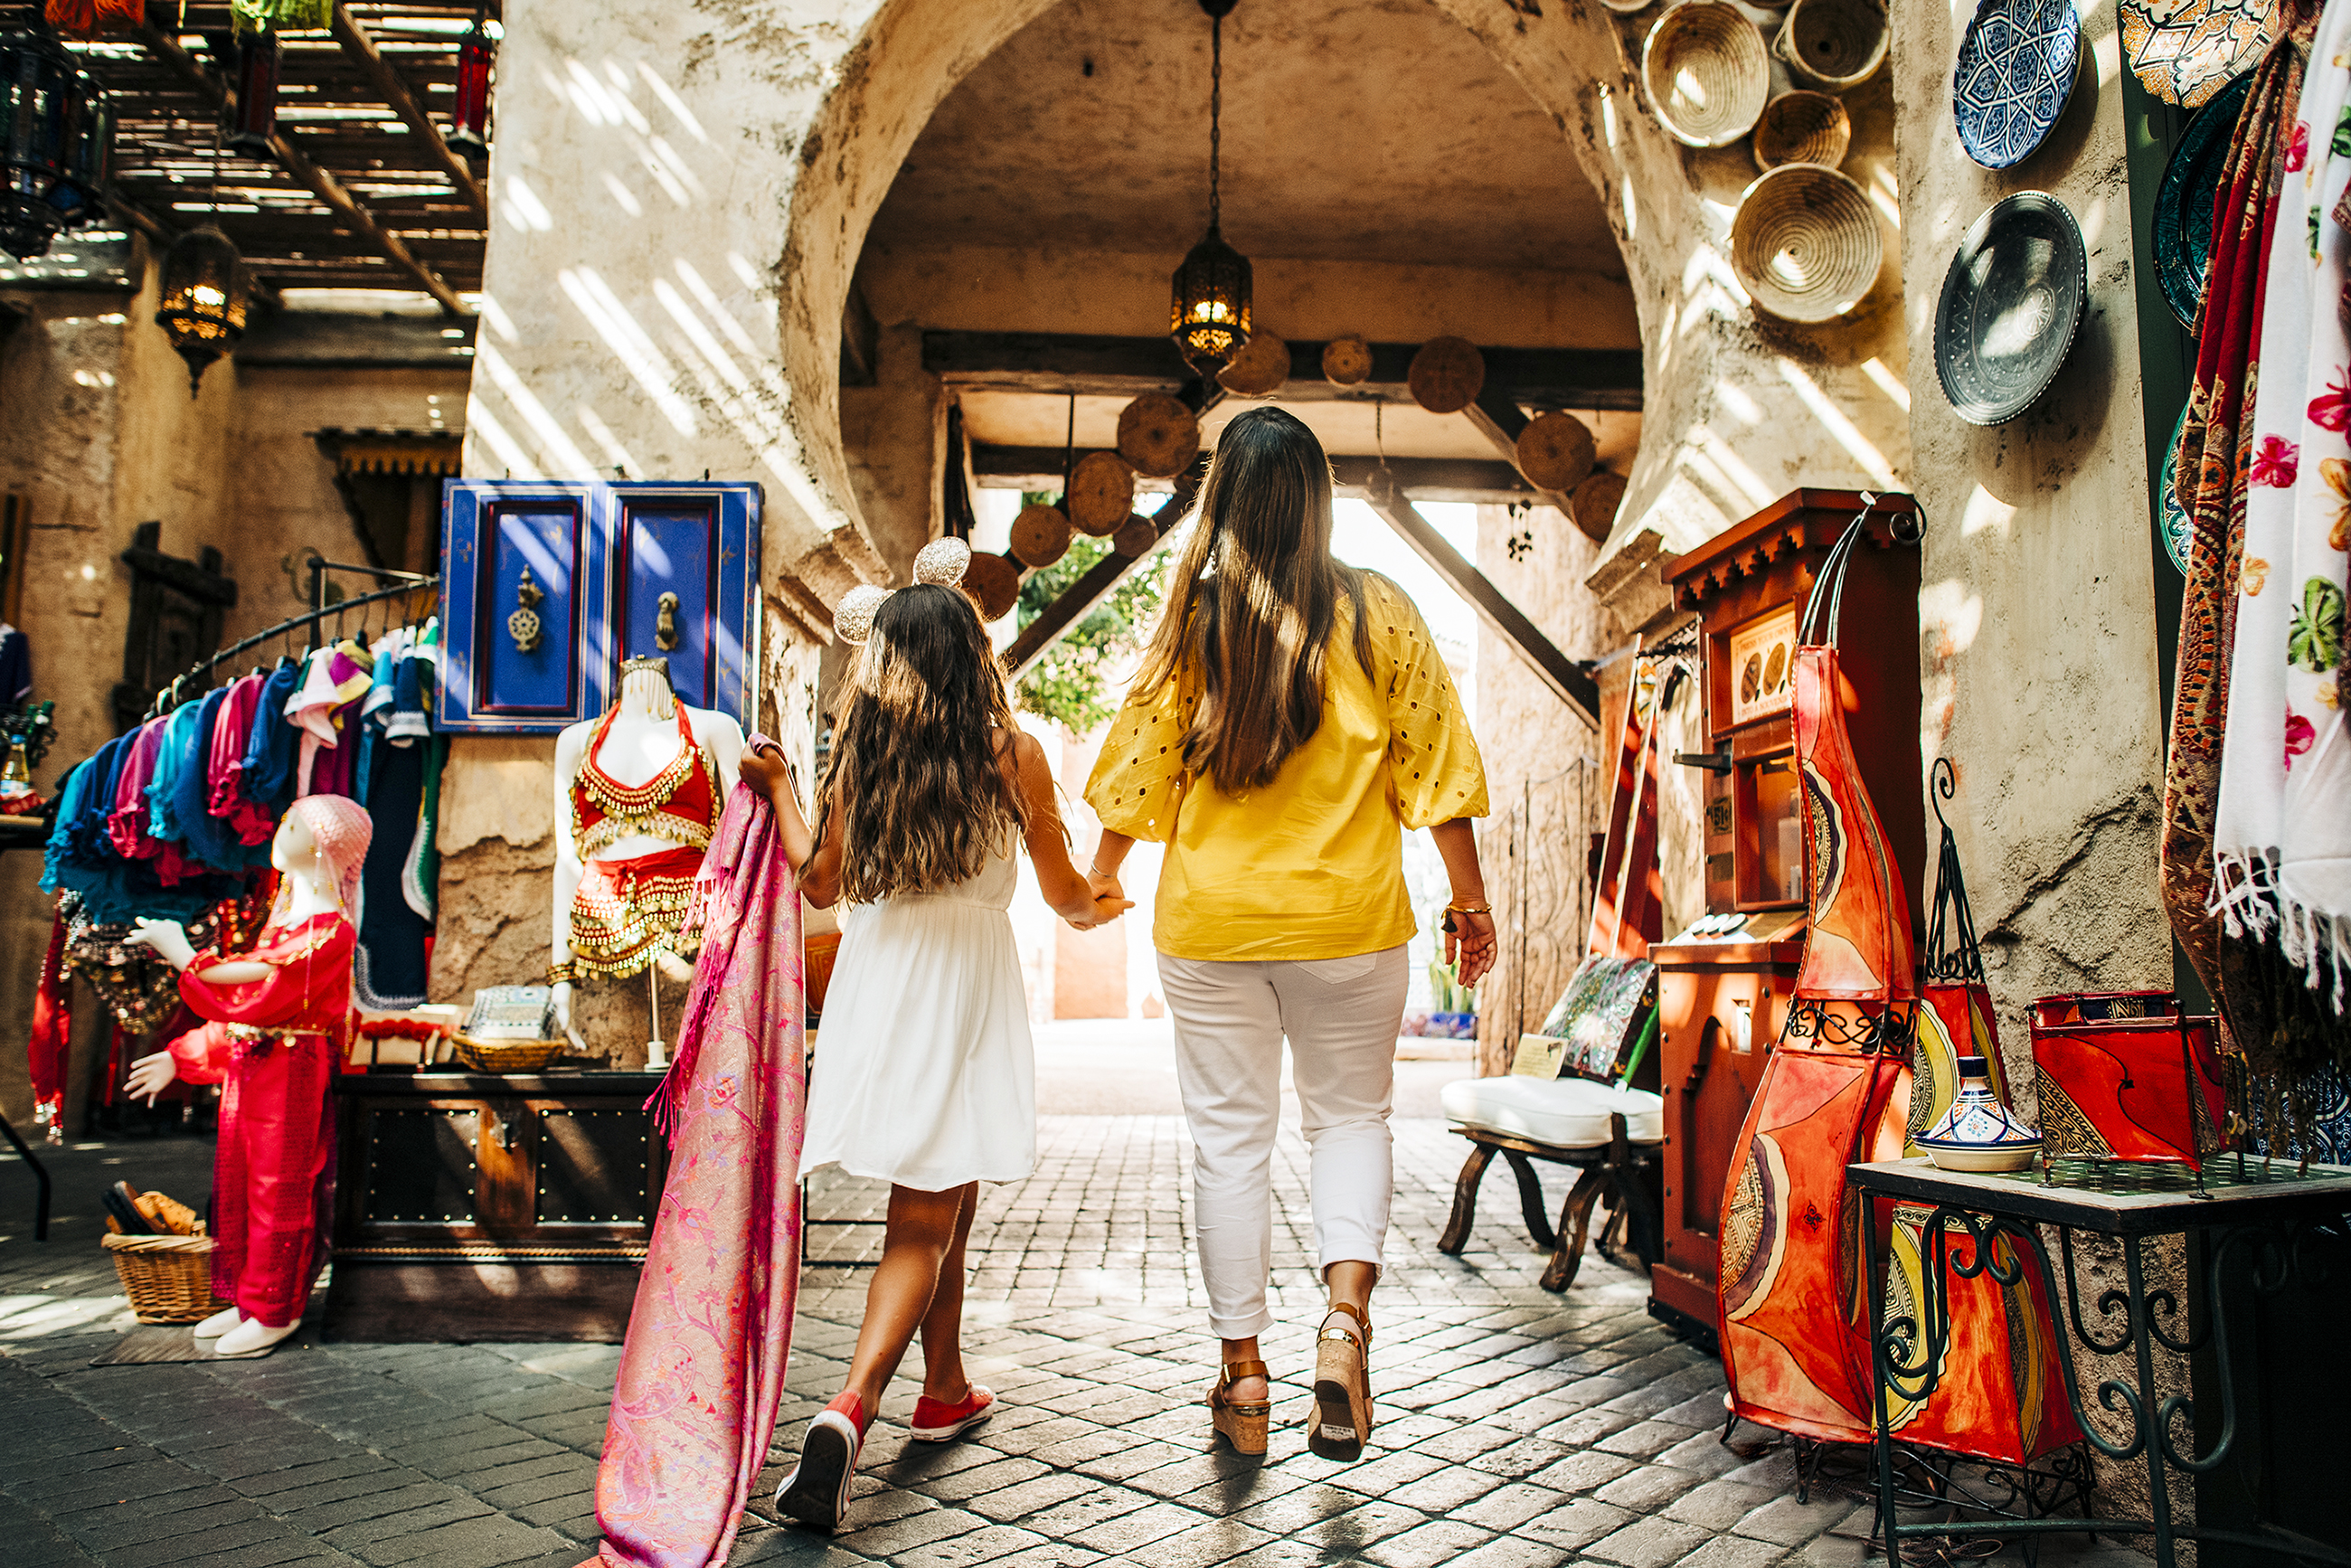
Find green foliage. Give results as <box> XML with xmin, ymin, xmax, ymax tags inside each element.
<box><xmin>1012</xmin><ymin>514</ymin><xmax>1172</xmax><ymax>734</ymax></box>
<box><xmin>1430</xmin><ymin>956</ymin><xmax>1476</xmax><ymax>1013</ymax></box>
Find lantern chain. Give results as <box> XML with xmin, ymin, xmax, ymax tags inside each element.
<box><xmin>1208</xmin><ymin>12</ymin><xmax>1222</xmax><ymax>233</ymax></box>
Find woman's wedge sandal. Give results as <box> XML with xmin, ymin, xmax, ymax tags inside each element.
<box><xmin>1310</xmin><ymin>1302</ymin><xmax>1374</xmax><ymax>1461</ymax></box>
<box><xmin>1206</xmin><ymin>1358</ymin><xmax>1272</xmax><ymax>1455</ymax></box>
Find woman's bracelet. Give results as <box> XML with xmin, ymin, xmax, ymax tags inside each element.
<box><xmin>1445</xmin><ymin>901</ymin><xmax>1493</xmax><ymax>916</ymax></box>
<box><xmin>548</xmin><ymin>959</ymin><xmax>581</xmax><ymax>985</ymax></box>
<box><xmin>1090</xmin><ymin>863</ymin><xmax>1119</xmax><ymax>880</ymax></box>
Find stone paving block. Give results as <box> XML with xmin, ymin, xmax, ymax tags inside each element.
<box><xmin>1360</xmin><ymin>1517</ymin><xmax>1497</xmax><ymax>1567</ymax></box>
<box><xmin>1133</xmin><ymin>1516</ymin><xmax>1279</xmax><ymax>1568</ymax></box>
<box><xmin>834</xmin><ymin>1503</ymin><xmax>990</xmax><ymax>1558</ymax></box>
<box><xmin>479</xmin><ymin>1469</ymin><xmax>595</xmax><ymax>1512</ymax></box>
<box><xmin>1595</xmin><ymin>1459</ymin><xmax>1705</xmax><ymax>1512</ymax></box>
<box><xmin>355</xmin><ymin>1511</ymin><xmax>576</xmax><ymax>1567</ymax></box>
<box><xmin>726</xmin><ymin>1525</ymin><xmax>871</xmax><ymax>1567</ymax></box>
<box><xmin>1065</xmin><ymin>1499</ymin><xmax>1212</xmax><ymax>1554</ymax></box>
<box><xmin>259</xmin><ymin>1463</ymin><xmax>427</xmax><ymax>1513</ymax></box>
<box><xmin>911</xmin><ymin>1457</ymin><xmax>1053</xmax><ymax>1503</ymax></box>
<box><xmin>1448</xmin><ymin>1479</ymin><xmax>1571</xmax><ymax>1532</ymax></box>
<box><xmin>0</xmin><ymin>1488</ymin><xmax>101</xmax><ymax>1567</ymax></box>
<box><xmin>317</xmin><ymin>1494</ymin><xmax>498</xmax><ymax>1551</ymax></box>
<box><xmin>1653</xmin><ymin>1431</ymin><xmax>1750</xmax><ymax>1479</ymax></box>
<box><xmin>1526</xmin><ymin>1448</ymin><xmax>1638</xmax><ymax>1495</ymax></box>
<box><xmin>1067</xmin><ymin>1440</ymin><xmax>1194</xmax><ymax>1484</ymax></box>
<box><xmin>1734</xmin><ymin>1492</ymin><xmax>1856</xmax><ymax>1546</ymax></box>
<box><xmin>95</xmin><ymin>1516</ymin><xmax>316</xmax><ymax>1568</ymax></box>
<box><xmin>1535</xmin><ymin>1403</ymin><xmax>1645</xmax><ymax>1446</ymax></box>
<box><xmin>279</xmin><ymin>1481</ymin><xmax>475</xmax><ymax>1534</ymax></box>
<box><xmin>892</xmin><ymin>1522</ymin><xmax>1053</xmax><ymax>1568</ymax></box>
<box><xmin>1459</xmin><ymin>1434</ymin><xmax>1572</xmax><ymax>1479</ymax></box>
<box><xmin>1516</xmin><ymin>1495</ymin><xmax>1641</xmax><ymax>1551</ymax></box>
<box><xmin>984</xmin><ymin>1543</ymin><xmax>1111</xmax><ymax>1568</ymax></box>
<box><xmin>1219</xmin><ymin>1541</ymin><xmax>1330</xmax><ymax>1568</ymax></box>
<box><xmin>1381</xmin><ymin>1461</ymin><xmax>1509</xmax><ymax>1514</ymax></box>
<box><xmin>1448</xmin><ymin>1536</ymin><xmax>1574</xmax><ymax>1568</ymax></box>
<box><xmin>960</xmin><ymin>1471</ymin><xmax>1100</xmax><ymax>1525</ymax></box>
<box><xmin>1675</xmin><ymin>1533</ymin><xmax>1789</xmax><ymax>1568</ymax></box>
<box><xmin>1323</xmin><ymin>1448</ymin><xmax>1444</xmax><ymax>1497</ymax></box>
<box><xmin>1601</xmin><ymin>1419</ymin><xmax>1711</xmax><ymax>1460</ymax></box>
<box><xmin>1587</xmin><ymin>1516</ymin><xmax>1715</xmax><ymax>1568</ymax></box>
<box><xmin>1660</xmin><ymin>1477</ymin><xmax>1785</xmax><ymax>1531</ymax></box>
<box><xmin>51</xmin><ymin>1494</ymin><xmax>265</xmax><ymax>1550</ymax></box>
<box><xmin>1289</xmin><ymin>1496</ymin><xmax>1428</xmax><ymax>1553</ymax></box>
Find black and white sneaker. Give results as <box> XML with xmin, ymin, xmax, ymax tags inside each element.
<box><xmin>775</xmin><ymin>1393</ymin><xmax>864</xmax><ymax>1532</ymax></box>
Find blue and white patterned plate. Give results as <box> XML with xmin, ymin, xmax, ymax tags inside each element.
<box><xmin>1953</xmin><ymin>0</ymin><xmax>2082</xmax><ymax>171</ymax></box>
<box><xmin>2161</xmin><ymin>401</ymin><xmax>2195</xmax><ymax>573</ymax></box>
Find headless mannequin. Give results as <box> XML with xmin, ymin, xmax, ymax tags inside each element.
<box><xmin>551</xmin><ymin>661</ymin><xmax>743</xmax><ymax>1059</ymax></box>
<box><xmin>126</xmin><ymin>809</ymin><xmax>340</xmax><ymax>1355</ymax></box>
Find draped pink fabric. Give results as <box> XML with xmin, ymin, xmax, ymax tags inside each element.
<box><xmin>593</xmin><ymin>773</ymin><xmax>807</xmax><ymax>1568</ymax></box>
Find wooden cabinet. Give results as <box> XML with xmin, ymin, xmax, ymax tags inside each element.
<box><xmin>1648</xmin><ymin>930</ymin><xmax>1800</xmax><ymax>1338</ymax></box>
<box><xmin>325</xmin><ymin>1072</ymin><xmax>670</xmax><ymax>1342</ymax></box>
<box><xmin>1646</xmin><ymin>489</ymin><xmax>1921</xmax><ymax>1343</ymax></box>
<box><xmin>437</xmin><ymin>479</ymin><xmax>762</xmax><ymax>732</ymax></box>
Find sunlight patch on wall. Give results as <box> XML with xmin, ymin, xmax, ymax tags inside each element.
<box><xmin>1777</xmin><ymin>358</ymin><xmax>1896</xmax><ymax>487</ymax></box>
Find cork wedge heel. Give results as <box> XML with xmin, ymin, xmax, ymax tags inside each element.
<box><xmin>1309</xmin><ymin>1302</ymin><xmax>1374</xmax><ymax>1461</ymax></box>
<box><xmin>1207</xmin><ymin>1358</ymin><xmax>1271</xmax><ymax>1455</ymax></box>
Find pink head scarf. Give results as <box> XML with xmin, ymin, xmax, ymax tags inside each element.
<box><xmin>283</xmin><ymin>794</ymin><xmax>373</xmax><ymax>918</ymax></box>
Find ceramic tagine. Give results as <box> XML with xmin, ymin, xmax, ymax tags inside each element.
<box><xmin>1916</xmin><ymin>1053</ymin><xmax>2044</xmax><ymax>1173</ymax></box>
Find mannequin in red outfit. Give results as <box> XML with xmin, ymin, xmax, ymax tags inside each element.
<box><xmin>127</xmin><ymin>795</ymin><xmax>371</xmax><ymax>1356</ymax></box>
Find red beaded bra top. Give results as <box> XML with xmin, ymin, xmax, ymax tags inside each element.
<box><xmin>571</xmin><ymin>703</ymin><xmax>718</xmax><ymax>859</ymax></box>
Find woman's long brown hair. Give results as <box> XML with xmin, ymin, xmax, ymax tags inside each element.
<box><xmin>821</xmin><ymin>583</ymin><xmax>1027</xmax><ymax>902</ymax></box>
<box><xmin>1134</xmin><ymin>406</ymin><xmax>1371</xmax><ymax>794</ymax></box>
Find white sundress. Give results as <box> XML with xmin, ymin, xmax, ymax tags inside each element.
<box><xmin>799</xmin><ymin>842</ymin><xmax>1036</xmax><ymax>1191</ymax></box>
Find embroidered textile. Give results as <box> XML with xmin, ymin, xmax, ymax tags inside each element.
<box><xmin>570</xmin><ymin>849</ymin><xmax>706</xmax><ymax>977</ymax></box>
<box><xmin>593</xmin><ymin>775</ymin><xmax>805</xmax><ymax>1568</ymax></box>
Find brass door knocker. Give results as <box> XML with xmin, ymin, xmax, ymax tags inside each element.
<box><xmin>509</xmin><ymin>565</ymin><xmax>544</xmax><ymax>653</ymax></box>
<box><xmin>655</xmin><ymin>590</ymin><xmax>681</xmax><ymax>651</ymax></box>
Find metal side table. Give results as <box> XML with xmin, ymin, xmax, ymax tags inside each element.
<box><xmin>1852</xmin><ymin>1155</ymin><xmax>2351</xmax><ymax>1568</ymax></box>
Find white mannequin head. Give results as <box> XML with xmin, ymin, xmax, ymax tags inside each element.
<box><xmin>272</xmin><ymin>808</ymin><xmax>322</xmax><ymax>882</ymax></box>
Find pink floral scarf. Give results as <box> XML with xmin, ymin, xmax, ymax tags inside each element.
<box><xmin>591</xmin><ymin>770</ymin><xmax>806</xmax><ymax>1568</ymax></box>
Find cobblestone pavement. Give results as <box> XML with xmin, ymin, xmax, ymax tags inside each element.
<box><xmin>0</xmin><ymin>1118</ymin><xmax>2139</xmax><ymax>1568</ymax></box>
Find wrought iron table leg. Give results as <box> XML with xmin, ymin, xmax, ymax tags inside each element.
<box><xmin>1865</xmin><ymin>1194</ymin><xmax>1903</xmax><ymax>1568</ymax></box>
<box><xmin>2121</xmin><ymin>1235</ymin><xmax>2178</xmax><ymax>1568</ymax></box>
<box><xmin>0</xmin><ymin>1110</ymin><xmax>50</xmax><ymax>1242</ymax></box>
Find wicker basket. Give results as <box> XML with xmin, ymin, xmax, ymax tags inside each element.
<box><xmin>450</xmin><ymin>1034</ymin><xmax>568</xmax><ymax>1073</ymax></box>
<box><xmin>1753</xmin><ymin>90</ymin><xmax>1853</xmax><ymax>172</ymax></box>
<box><xmin>1731</xmin><ymin>163</ymin><xmax>1883</xmax><ymax>323</ymax></box>
<box><xmin>1644</xmin><ymin>1</ymin><xmax>1770</xmax><ymax>149</ymax></box>
<box><xmin>104</xmin><ymin>1232</ymin><xmax>229</xmax><ymax>1325</ymax></box>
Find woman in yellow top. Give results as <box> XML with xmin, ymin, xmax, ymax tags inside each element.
<box><xmin>1086</xmin><ymin>407</ymin><xmax>1496</xmax><ymax>1461</ymax></box>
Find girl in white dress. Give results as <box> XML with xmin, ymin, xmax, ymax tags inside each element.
<box><xmin>740</xmin><ymin>562</ymin><xmax>1125</xmax><ymax>1534</ymax></box>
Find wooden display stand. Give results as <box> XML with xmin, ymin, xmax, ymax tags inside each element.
<box><xmin>1648</xmin><ymin>489</ymin><xmax>1920</xmax><ymax>1341</ymax></box>
<box><xmin>324</xmin><ymin>1071</ymin><xmax>669</xmax><ymax>1342</ymax></box>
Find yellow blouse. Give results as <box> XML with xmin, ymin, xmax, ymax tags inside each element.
<box><xmin>1084</xmin><ymin>572</ymin><xmax>1488</xmax><ymax>961</ymax></box>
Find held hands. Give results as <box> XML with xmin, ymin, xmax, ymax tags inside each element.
<box><xmin>126</xmin><ymin>1050</ymin><xmax>178</xmax><ymax>1105</ymax></box>
<box><xmin>1063</xmin><ymin>891</ymin><xmax>1135</xmax><ymax>931</ymax></box>
<box><xmin>1443</xmin><ymin>905</ymin><xmax>1497</xmax><ymax>989</ymax></box>
<box><xmin>126</xmin><ymin>918</ymin><xmax>198</xmax><ymax>971</ymax></box>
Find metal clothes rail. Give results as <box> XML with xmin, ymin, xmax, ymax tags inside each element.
<box><xmin>144</xmin><ymin>569</ymin><xmax>441</xmax><ymax>721</ymax></box>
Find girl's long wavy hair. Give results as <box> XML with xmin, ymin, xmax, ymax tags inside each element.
<box><xmin>820</xmin><ymin>582</ymin><xmax>1026</xmax><ymax>902</ymax></box>
<box><xmin>1134</xmin><ymin>406</ymin><xmax>1371</xmax><ymax>794</ymax></box>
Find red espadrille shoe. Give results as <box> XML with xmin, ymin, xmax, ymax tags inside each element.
<box><xmin>909</xmin><ymin>1384</ymin><xmax>996</xmax><ymax>1442</ymax></box>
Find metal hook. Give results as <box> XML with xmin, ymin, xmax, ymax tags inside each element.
<box><xmin>1931</xmin><ymin>756</ymin><xmax>1958</xmax><ymax>836</ymax></box>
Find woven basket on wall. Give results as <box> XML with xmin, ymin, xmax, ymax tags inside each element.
<box><xmin>1752</xmin><ymin>90</ymin><xmax>1853</xmax><ymax>172</ymax></box>
<box><xmin>1731</xmin><ymin>164</ymin><xmax>1883</xmax><ymax>323</ymax></box>
<box><xmin>104</xmin><ymin>1232</ymin><xmax>229</xmax><ymax>1325</ymax></box>
<box><xmin>1643</xmin><ymin>1</ymin><xmax>1770</xmax><ymax>149</ymax></box>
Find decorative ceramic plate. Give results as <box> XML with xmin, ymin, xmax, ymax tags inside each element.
<box><xmin>2161</xmin><ymin>401</ymin><xmax>2195</xmax><ymax>572</ymax></box>
<box><xmin>1952</xmin><ymin>0</ymin><xmax>2082</xmax><ymax>170</ymax></box>
<box><xmin>1935</xmin><ymin>192</ymin><xmax>2088</xmax><ymax>426</ymax></box>
<box><xmin>2154</xmin><ymin>69</ymin><xmax>2254</xmax><ymax>329</ymax></box>
<box><xmin>2120</xmin><ymin>0</ymin><xmax>2280</xmax><ymax>108</ymax></box>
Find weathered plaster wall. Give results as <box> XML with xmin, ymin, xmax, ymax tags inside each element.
<box><xmin>0</xmin><ymin>269</ymin><xmax>474</xmax><ymax>1126</ymax></box>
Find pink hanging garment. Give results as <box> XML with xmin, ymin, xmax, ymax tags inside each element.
<box><xmin>591</xmin><ymin>764</ymin><xmax>807</xmax><ymax>1568</ymax></box>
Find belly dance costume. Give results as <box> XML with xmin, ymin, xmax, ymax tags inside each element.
<box><xmin>569</xmin><ymin>704</ymin><xmax>719</xmax><ymax>977</ymax></box>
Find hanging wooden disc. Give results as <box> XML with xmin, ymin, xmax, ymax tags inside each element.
<box><xmin>1217</xmin><ymin>329</ymin><xmax>1290</xmax><ymax>397</ymax></box>
<box><xmin>1065</xmin><ymin>451</ymin><xmax>1136</xmax><ymax>536</ymax></box>
<box><xmin>1010</xmin><ymin>503</ymin><xmax>1073</xmax><ymax>568</ymax></box>
<box><xmin>1570</xmin><ymin>469</ymin><xmax>1629</xmax><ymax>544</ymax></box>
<box><xmin>1112</xmin><ymin>515</ymin><xmax>1159</xmax><ymax>558</ymax></box>
<box><xmin>1408</xmin><ymin>336</ymin><xmax>1485</xmax><ymax>413</ymax></box>
<box><xmin>1322</xmin><ymin>335</ymin><xmax>1373</xmax><ymax>386</ymax></box>
<box><xmin>962</xmin><ymin>553</ymin><xmax>1023</xmax><ymax>622</ymax></box>
<box><xmin>1516</xmin><ymin>411</ymin><xmax>1597</xmax><ymax>493</ymax></box>
<box><xmin>1117</xmin><ymin>393</ymin><xmax>1201</xmax><ymax>478</ymax></box>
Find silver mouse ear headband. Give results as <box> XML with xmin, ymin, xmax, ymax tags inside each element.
<box><xmin>832</xmin><ymin>536</ymin><xmax>974</xmax><ymax>645</ymax></box>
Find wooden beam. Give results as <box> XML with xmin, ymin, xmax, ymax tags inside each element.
<box><xmin>131</xmin><ymin>17</ymin><xmax>471</xmax><ymax>317</ymax></box>
<box><xmin>972</xmin><ymin>445</ymin><xmax>1537</xmax><ymax>501</ymax></box>
<box><xmin>1358</xmin><ymin>466</ymin><xmax>1599</xmax><ymax>730</ymax></box>
<box><xmin>1003</xmin><ymin>465</ymin><xmax>1201</xmax><ymax>677</ymax></box>
<box><xmin>328</xmin><ymin>3</ymin><xmax>489</xmax><ymax>222</ymax></box>
<box><xmin>925</xmin><ymin>331</ymin><xmax>1643</xmax><ymax>411</ymax></box>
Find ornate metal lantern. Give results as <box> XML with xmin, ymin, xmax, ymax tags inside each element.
<box><xmin>155</xmin><ymin>224</ymin><xmax>250</xmax><ymax>393</ymax></box>
<box><xmin>445</xmin><ymin>14</ymin><xmax>496</xmax><ymax>170</ymax></box>
<box><xmin>0</xmin><ymin>28</ymin><xmax>112</xmax><ymax>261</ymax></box>
<box><xmin>1169</xmin><ymin>0</ymin><xmax>1251</xmax><ymax>374</ymax></box>
<box><xmin>227</xmin><ymin>32</ymin><xmax>279</xmax><ymax>160</ymax></box>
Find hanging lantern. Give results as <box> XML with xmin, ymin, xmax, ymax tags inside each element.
<box><xmin>0</xmin><ymin>28</ymin><xmax>112</xmax><ymax>261</ymax></box>
<box><xmin>227</xmin><ymin>32</ymin><xmax>279</xmax><ymax>160</ymax></box>
<box><xmin>1169</xmin><ymin>0</ymin><xmax>1251</xmax><ymax>374</ymax></box>
<box><xmin>445</xmin><ymin>14</ymin><xmax>496</xmax><ymax>170</ymax></box>
<box><xmin>155</xmin><ymin>225</ymin><xmax>251</xmax><ymax>394</ymax></box>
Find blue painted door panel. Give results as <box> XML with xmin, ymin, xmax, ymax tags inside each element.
<box><xmin>610</xmin><ymin>482</ymin><xmax>760</xmax><ymax>725</ymax></box>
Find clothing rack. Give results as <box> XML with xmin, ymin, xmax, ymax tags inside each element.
<box><xmin>143</xmin><ymin>570</ymin><xmax>442</xmax><ymax>723</ymax></box>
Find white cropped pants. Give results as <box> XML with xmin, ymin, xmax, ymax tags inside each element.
<box><xmin>1156</xmin><ymin>945</ymin><xmax>1410</xmax><ymax>1338</ymax></box>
